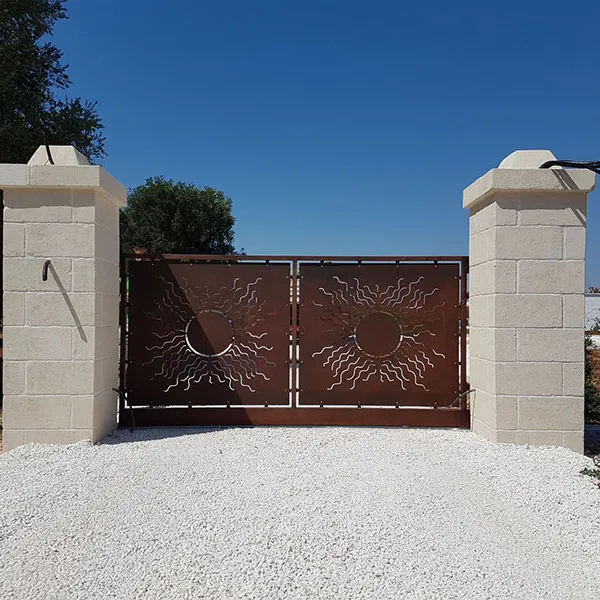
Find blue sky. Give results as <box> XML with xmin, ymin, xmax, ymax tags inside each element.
<box><xmin>53</xmin><ymin>0</ymin><xmax>599</xmax><ymax>284</ymax></box>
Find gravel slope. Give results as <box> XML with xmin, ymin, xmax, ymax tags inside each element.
<box><xmin>0</xmin><ymin>427</ymin><xmax>598</xmax><ymax>600</ymax></box>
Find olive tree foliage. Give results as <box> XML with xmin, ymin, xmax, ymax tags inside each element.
<box><xmin>0</xmin><ymin>0</ymin><xmax>105</xmax><ymax>163</ymax></box>
<box><xmin>120</xmin><ymin>177</ymin><xmax>237</xmax><ymax>255</ymax></box>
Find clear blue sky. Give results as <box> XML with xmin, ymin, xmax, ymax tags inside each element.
<box><xmin>53</xmin><ymin>0</ymin><xmax>599</xmax><ymax>284</ymax></box>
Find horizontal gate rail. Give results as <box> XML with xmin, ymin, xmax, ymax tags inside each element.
<box><xmin>120</xmin><ymin>407</ymin><xmax>470</xmax><ymax>428</ymax></box>
<box><xmin>128</xmin><ymin>254</ymin><xmax>467</xmax><ymax>263</ymax></box>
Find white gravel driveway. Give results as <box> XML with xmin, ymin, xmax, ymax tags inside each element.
<box><xmin>0</xmin><ymin>427</ymin><xmax>598</xmax><ymax>600</ymax></box>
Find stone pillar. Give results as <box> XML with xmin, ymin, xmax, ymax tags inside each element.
<box><xmin>464</xmin><ymin>150</ymin><xmax>594</xmax><ymax>453</ymax></box>
<box><xmin>1</xmin><ymin>146</ymin><xmax>126</xmax><ymax>451</ymax></box>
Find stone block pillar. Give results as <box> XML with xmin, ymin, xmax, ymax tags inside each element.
<box><xmin>1</xmin><ymin>146</ymin><xmax>126</xmax><ymax>451</ymax></box>
<box><xmin>464</xmin><ymin>150</ymin><xmax>594</xmax><ymax>453</ymax></box>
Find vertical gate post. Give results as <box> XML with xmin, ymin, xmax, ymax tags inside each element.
<box><xmin>1</xmin><ymin>146</ymin><xmax>126</xmax><ymax>451</ymax></box>
<box><xmin>464</xmin><ymin>150</ymin><xmax>595</xmax><ymax>452</ymax></box>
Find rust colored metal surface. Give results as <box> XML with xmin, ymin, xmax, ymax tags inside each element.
<box><xmin>125</xmin><ymin>259</ymin><xmax>291</xmax><ymax>406</ymax></box>
<box><xmin>120</xmin><ymin>407</ymin><xmax>470</xmax><ymax>429</ymax></box>
<box><xmin>138</xmin><ymin>254</ymin><xmax>468</xmax><ymax>263</ymax></box>
<box><xmin>290</xmin><ymin>259</ymin><xmax>299</xmax><ymax>407</ymax></box>
<box><xmin>459</xmin><ymin>257</ymin><xmax>469</xmax><ymax>408</ymax></box>
<box><xmin>118</xmin><ymin>258</ymin><xmax>128</xmax><ymax>417</ymax></box>
<box><xmin>120</xmin><ymin>255</ymin><xmax>467</xmax><ymax>427</ymax></box>
<box><xmin>299</xmin><ymin>263</ymin><xmax>460</xmax><ymax>407</ymax></box>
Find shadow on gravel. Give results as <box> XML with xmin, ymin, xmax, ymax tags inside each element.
<box><xmin>103</xmin><ymin>425</ymin><xmax>600</xmax><ymax>454</ymax></box>
<box><xmin>99</xmin><ymin>426</ymin><xmax>232</xmax><ymax>445</ymax></box>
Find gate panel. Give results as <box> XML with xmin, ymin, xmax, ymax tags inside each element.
<box><xmin>299</xmin><ymin>263</ymin><xmax>459</xmax><ymax>407</ymax></box>
<box><xmin>119</xmin><ymin>255</ymin><xmax>469</xmax><ymax>429</ymax></box>
<box><xmin>125</xmin><ymin>259</ymin><xmax>291</xmax><ymax>406</ymax></box>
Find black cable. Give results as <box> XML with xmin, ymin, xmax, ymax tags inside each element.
<box><xmin>43</xmin><ymin>132</ymin><xmax>55</xmax><ymax>165</ymax></box>
<box><xmin>539</xmin><ymin>160</ymin><xmax>600</xmax><ymax>175</ymax></box>
<box><xmin>44</xmin><ymin>143</ymin><xmax>54</xmax><ymax>165</ymax></box>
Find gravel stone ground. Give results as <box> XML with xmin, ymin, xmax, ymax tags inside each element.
<box><xmin>0</xmin><ymin>427</ymin><xmax>599</xmax><ymax>600</ymax></box>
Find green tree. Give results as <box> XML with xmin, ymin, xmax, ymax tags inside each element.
<box><xmin>585</xmin><ymin>334</ymin><xmax>600</xmax><ymax>423</ymax></box>
<box><xmin>120</xmin><ymin>177</ymin><xmax>237</xmax><ymax>255</ymax></box>
<box><xmin>0</xmin><ymin>0</ymin><xmax>105</xmax><ymax>163</ymax></box>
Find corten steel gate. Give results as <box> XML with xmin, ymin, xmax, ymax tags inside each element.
<box><xmin>119</xmin><ymin>256</ymin><xmax>469</xmax><ymax>428</ymax></box>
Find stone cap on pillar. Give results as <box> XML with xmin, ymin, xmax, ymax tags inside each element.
<box><xmin>0</xmin><ymin>145</ymin><xmax>126</xmax><ymax>207</ymax></box>
<box><xmin>464</xmin><ymin>150</ymin><xmax>596</xmax><ymax>210</ymax></box>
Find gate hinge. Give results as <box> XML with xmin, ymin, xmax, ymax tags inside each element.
<box><xmin>113</xmin><ymin>387</ymin><xmax>135</xmax><ymax>433</ymax></box>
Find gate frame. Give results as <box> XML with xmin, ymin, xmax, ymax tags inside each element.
<box><xmin>118</xmin><ymin>254</ymin><xmax>469</xmax><ymax>429</ymax></box>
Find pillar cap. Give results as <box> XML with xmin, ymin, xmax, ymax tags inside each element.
<box><xmin>463</xmin><ymin>149</ymin><xmax>595</xmax><ymax>210</ymax></box>
<box><xmin>497</xmin><ymin>149</ymin><xmax>557</xmax><ymax>169</ymax></box>
<box><xmin>27</xmin><ymin>145</ymin><xmax>91</xmax><ymax>166</ymax></box>
<box><xmin>0</xmin><ymin>146</ymin><xmax>126</xmax><ymax>206</ymax></box>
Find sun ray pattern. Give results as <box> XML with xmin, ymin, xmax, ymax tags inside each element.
<box><xmin>142</xmin><ymin>275</ymin><xmax>275</xmax><ymax>394</ymax></box>
<box><xmin>311</xmin><ymin>275</ymin><xmax>446</xmax><ymax>391</ymax></box>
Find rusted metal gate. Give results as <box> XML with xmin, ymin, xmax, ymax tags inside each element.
<box><xmin>119</xmin><ymin>256</ymin><xmax>469</xmax><ymax>428</ymax></box>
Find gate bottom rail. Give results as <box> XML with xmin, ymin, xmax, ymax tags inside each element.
<box><xmin>120</xmin><ymin>407</ymin><xmax>470</xmax><ymax>429</ymax></box>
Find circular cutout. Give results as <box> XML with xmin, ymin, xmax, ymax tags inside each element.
<box><xmin>185</xmin><ymin>310</ymin><xmax>234</xmax><ymax>358</ymax></box>
<box><xmin>355</xmin><ymin>311</ymin><xmax>402</xmax><ymax>358</ymax></box>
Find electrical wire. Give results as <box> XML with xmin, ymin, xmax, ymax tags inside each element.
<box><xmin>539</xmin><ymin>160</ymin><xmax>600</xmax><ymax>174</ymax></box>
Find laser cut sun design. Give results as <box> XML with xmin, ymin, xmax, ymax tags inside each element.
<box><xmin>311</xmin><ymin>276</ymin><xmax>446</xmax><ymax>391</ymax></box>
<box><xmin>142</xmin><ymin>276</ymin><xmax>274</xmax><ymax>392</ymax></box>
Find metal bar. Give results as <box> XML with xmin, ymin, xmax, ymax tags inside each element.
<box><xmin>459</xmin><ymin>257</ymin><xmax>469</xmax><ymax>409</ymax></box>
<box><xmin>117</xmin><ymin>256</ymin><xmax>128</xmax><ymax>420</ymax></box>
<box><xmin>124</xmin><ymin>254</ymin><xmax>469</xmax><ymax>263</ymax></box>
<box><xmin>42</xmin><ymin>259</ymin><xmax>51</xmax><ymax>281</ymax></box>
<box><xmin>120</xmin><ymin>407</ymin><xmax>471</xmax><ymax>429</ymax></box>
<box><xmin>290</xmin><ymin>259</ymin><xmax>298</xmax><ymax>407</ymax></box>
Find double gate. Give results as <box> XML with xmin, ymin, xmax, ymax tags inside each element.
<box><xmin>119</xmin><ymin>255</ymin><xmax>469</xmax><ymax>428</ymax></box>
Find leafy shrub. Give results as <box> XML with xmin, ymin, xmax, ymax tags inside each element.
<box><xmin>585</xmin><ymin>335</ymin><xmax>600</xmax><ymax>423</ymax></box>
